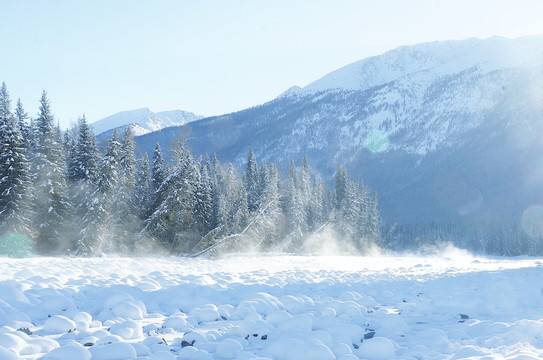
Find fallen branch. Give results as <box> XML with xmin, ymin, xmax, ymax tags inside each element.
<box><xmin>191</xmin><ymin>197</ymin><xmax>279</xmax><ymax>257</ymax></box>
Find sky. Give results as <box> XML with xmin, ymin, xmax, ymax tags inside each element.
<box><xmin>1</xmin><ymin>0</ymin><xmax>543</xmax><ymax>129</ymax></box>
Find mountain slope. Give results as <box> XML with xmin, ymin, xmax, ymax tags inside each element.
<box><xmin>91</xmin><ymin>108</ymin><xmax>203</xmax><ymax>136</ymax></box>
<box><xmin>135</xmin><ymin>35</ymin><xmax>543</xmax><ymax>225</ymax></box>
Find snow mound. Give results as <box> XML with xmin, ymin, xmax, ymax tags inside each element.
<box><xmin>43</xmin><ymin>315</ymin><xmax>76</xmax><ymax>334</ymax></box>
<box><xmin>41</xmin><ymin>343</ymin><xmax>90</xmax><ymax>360</ymax></box>
<box><xmin>89</xmin><ymin>342</ymin><xmax>137</xmax><ymax>360</ymax></box>
<box><xmin>0</xmin><ymin>255</ymin><xmax>542</xmax><ymax>359</ymax></box>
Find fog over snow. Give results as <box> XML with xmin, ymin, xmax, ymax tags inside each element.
<box><xmin>1</xmin><ymin>253</ymin><xmax>543</xmax><ymax>359</ymax></box>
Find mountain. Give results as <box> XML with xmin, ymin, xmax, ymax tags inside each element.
<box><xmin>135</xmin><ymin>35</ymin><xmax>543</xmax><ymax>226</ymax></box>
<box><xmin>91</xmin><ymin>108</ymin><xmax>203</xmax><ymax>136</ymax></box>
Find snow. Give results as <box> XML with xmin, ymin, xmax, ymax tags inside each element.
<box><xmin>299</xmin><ymin>35</ymin><xmax>543</xmax><ymax>95</ymax></box>
<box><xmin>273</xmin><ymin>35</ymin><xmax>543</xmax><ymax>158</ymax></box>
<box><xmin>43</xmin><ymin>315</ymin><xmax>76</xmax><ymax>334</ymax></box>
<box><xmin>90</xmin><ymin>108</ymin><xmax>203</xmax><ymax>136</ymax></box>
<box><xmin>1</xmin><ymin>254</ymin><xmax>543</xmax><ymax>359</ymax></box>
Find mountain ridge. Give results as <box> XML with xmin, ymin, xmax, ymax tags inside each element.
<box><xmin>134</xmin><ymin>35</ymin><xmax>543</xmax><ymax>225</ymax></box>
<box><xmin>91</xmin><ymin>107</ymin><xmax>203</xmax><ymax>136</ymax></box>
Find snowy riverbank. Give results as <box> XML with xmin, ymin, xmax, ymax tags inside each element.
<box><xmin>1</xmin><ymin>253</ymin><xmax>543</xmax><ymax>359</ymax></box>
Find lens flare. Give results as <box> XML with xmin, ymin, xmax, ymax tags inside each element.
<box><xmin>521</xmin><ymin>205</ymin><xmax>543</xmax><ymax>238</ymax></box>
<box><xmin>0</xmin><ymin>232</ymin><xmax>36</xmax><ymax>258</ymax></box>
<box><xmin>365</xmin><ymin>129</ymin><xmax>389</xmax><ymax>153</ymax></box>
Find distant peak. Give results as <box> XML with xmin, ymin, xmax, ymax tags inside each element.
<box><xmin>300</xmin><ymin>35</ymin><xmax>543</xmax><ymax>94</ymax></box>
<box><xmin>91</xmin><ymin>107</ymin><xmax>203</xmax><ymax>136</ymax></box>
<box><xmin>277</xmin><ymin>85</ymin><xmax>302</xmax><ymax>98</ymax></box>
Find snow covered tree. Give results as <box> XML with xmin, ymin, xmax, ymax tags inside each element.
<box><xmin>64</xmin><ymin>130</ymin><xmax>77</xmax><ymax>181</ymax></box>
<box><xmin>284</xmin><ymin>160</ymin><xmax>306</xmax><ymax>250</ymax></box>
<box><xmin>144</xmin><ymin>140</ymin><xmax>198</xmax><ymax>253</ymax></box>
<box><xmin>299</xmin><ymin>157</ymin><xmax>311</xmax><ymax>210</ymax></box>
<box><xmin>194</xmin><ymin>161</ymin><xmax>213</xmax><ymax>237</ymax></box>
<box><xmin>71</xmin><ymin>116</ymin><xmax>99</xmax><ymax>183</ymax></box>
<box><xmin>151</xmin><ymin>142</ymin><xmax>165</xmax><ymax>193</ymax></box>
<box><xmin>231</xmin><ymin>177</ymin><xmax>249</xmax><ymax>236</ymax></box>
<box><xmin>113</xmin><ymin>127</ymin><xmax>138</xmax><ymax>250</ymax></box>
<box><xmin>15</xmin><ymin>98</ymin><xmax>31</xmax><ymax>145</ymax></box>
<box><xmin>308</xmin><ymin>177</ymin><xmax>326</xmax><ymax>228</ymax></box>
<box><xmin>0</xmin><ymin>83</ymin><xmax>34</xmax><ymax>243</ymax></box>
<box><xmin>147</xmin><ymin>142</ymin><xmax>165</xmax><ymax>220</ymax></box>
<box><xmin>251</xmin><ymin>162</ymin><xmax>282</xmax><ymax>250</ymax></box>
<box><xmin>78</xmin><ymin>130</ymin><xmax>120</xmax><ymax>254</ymax></box>
<box><xmin>213</xmin><ymin>163</ymin><xmax>249</xmax><ymax>239</ymax></box>
<box><xmin>366</xmin><ymin>191</ymin><xmax>381</xmax><ymax>243</ymax></box>
<box><xmin>210</xmin><ymin>153</ymin><xmax>224</xmax><ymax>229</ymax></box>
<box><xmin>244</xmin><ymin>147</ymin><xmax>260</xmax><ymax>213</ymax></box>
<box><xmin>65</xmin><ymin>116</ymin><xmax>101</xmax><ymax>249</ymax></box>
<box><xmin>334</xmin><ymin>164</ymin><xmax>348</xmax><ymax>211</ymax></box>
<box><xmin>31</xmin><ymin>91</ymin><xmax>70</xmax><ymax>253</ymax></box>
<box><xmin>135</xmin><ymin>153</ymin><xmax>151</xmax><ymax>221</ymax></box>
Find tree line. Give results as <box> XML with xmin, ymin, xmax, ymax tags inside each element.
<box><xmin>0</xmin><ymin>83</ymin><xmax>381</xmax><ymax>256</ymax></box>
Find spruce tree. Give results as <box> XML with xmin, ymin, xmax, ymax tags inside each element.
<box><xmin>114</xmin><ymin>127</ymin><xmax>138</xmax><ymax>250</ymax></box>
<box><xmin>254</xmin><ymin>162</ymin><xmax>281</xmax><ymax>249</ymax></box>
<box><xmin>147</xmin><ymin>142</ymin><xmax>165</xmax><ymax>220</ymax></box>
<box><xmin>151</xmin><ymin>142</ymin><xmax>165</xmax><ymax>192</ymax></box>
<box><xmin>15</xmin><ymin>98</ymin><xmax>31</xmax><ymax>144</ymax></box>
<box><xmin>0</xmin><ymin>83</ymin><xmax>34</xmax><ymax>250</ymax></box>
<box><xmin>244</xmin><ymin>147</ymin><xmax>260</xmax><ymax>213</ymax></box>
<box><xmin>210</xmin><ymin>153</ymin><xmax>224</xmax><ymax>229</ymax></box>
<box><xmin>78</xmin><ymin>130</ymin><xmax>120</xmax><ymax>254</ymax></box>
<box><xmin>285</xmin><ymin>160</ymin><xmax>305</xmax><ymax>249</ymax></box>
<box><xmin>72</xmin><ymin>116</ymin><xmax>99</xmax><ymax>183</ymax></box>
<box><xmin>64</xmin><ymin>130</ymin><xmax>77</xmax><ymax>181</ymax></box>
<box><xmin>145</xmin><ymin>142</ymin><xmax>198</xmax><ymax>253</ymax></box>
<box><xmin>135</xmin><ymin>153</ymin><xmax>151</xmax><ymax>221</ymax></box>
<box><xmin>194</xmin><ymin>162</ymin><xmax>213</xmax><ymax>237</ymax></box>
<box><xmin>31</xmin><ymin>91</ymin><xmax>70</xmax><ymax>253</ymax></box>
<box><xmin>68</xmin><ymin>116</ymin><xmax>100</xmax><ymax>249</ymax></box>
<box><xmin>366</xmin><ymin>191</ymin><xmax>381</xmax><ymax>242</ymax></box>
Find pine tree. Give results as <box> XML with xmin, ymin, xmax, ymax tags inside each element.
<box><xmin>78</xmin><ymin>130</ymin><xmax>120</xmax><ymax>254</ymax></box>
<box><xmin>210</xmin><ymin>153</ymin><xmax>224</xmax><ymax>229</ymax></box>
<box><xmin>135</xmin><ymin>153</ymin><xmax>151</xmax><ymax>221</ymax></box>
<box><xmin>147</xmin><ymin>142</ymin><xmax>165</xmax><ymax>220</ymax></box>
<box><xmin>64</xmin><ymin>130</ymin><xmax>77</xmax><ymax>181</ymax></box>
<box><xmin>253</xmin><ymin>162</ymin><xmax>282</xmax><ymax>250</ymax></box>
<box><xmin>113</xmin><ymin>127</ymin><xmax>138</xmax><ymax>250</ymax></box>
<box><xmin>244</xmin><ymin>147</ymin><xmax>260</xmax><ymax>213</ymax></box>
<box><xmin>366</xmin><ymin>191</ymin><xmax>381</xmax><ymax>243</ymax></box>
<box><xmin>285</xmin><ymin>160</ymin><xmax>305</xmax><ymax>249</ymax></box>
<box><xmin>0</xmin><ymin>83</ymin><xmax>34</xmax><ymax>251</ymax></box>
<box><xmin>67</xmin><ymin>116</ymin><xmax>100</xmax><ymax>249</ymax></box>
<box><xmin>194</xmin><ymin>162</ymin><xmax>213</xmax><ymax>237</ymax></box>
<box><xmin>151</xmin><ymin>142</ymin><xmax>165</xmax><ymax>192</ymax></box>
<box><xmin>310</xmin><ymin>177</ymin><xmax>325</xmax><ymax>226</ymax></box>
<box><xmin>72</xmin><ymin>116</ymin><xmax>99</xmax><ymax>183</ymax></box>
<box><xmin>217</xmin><ymin>163</ymin><xmax>249</xmax><ymax>237</ymax></box>
<box><xmin>334</xmin><ymin>164</ymin><xmax>348</xmax><ymax>211</ymax></box>
<box><xmin>15</xmin><ymin>98</ymin><xmax>31</xmax><ymax>144</ymax></box>
<box><xmin>31</xmin><ymin>91</ymin><xmax>70</xmax><ymax>253</ymax></box>
<box><xmin>145</xmin><ymin>142</ymin><xmax>198</xmax><ymax>253</ymax></box>
<box><xmin>231</xmin><ymin>179</ymin><xmax>249</xmax><ymax>236</ymax></box>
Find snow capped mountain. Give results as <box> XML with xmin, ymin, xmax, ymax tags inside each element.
<box><xmin>136</xmin><ymin>35</ymin><xmax>543</xmax><ymax>225</ymax></box>
<box><xmin>286</xmin><ymin>35</ymin><xmax>543</xmax><ymax>156</ymax></box>
<box><xmin>301</xmin><ymin>35</ymin><xmax>542</xmax><ymax>94</ymax></box>
<box><xmin>91</xmin><ymin>108</ymin><xmax>203</xmax><ymax>136</ymax></box>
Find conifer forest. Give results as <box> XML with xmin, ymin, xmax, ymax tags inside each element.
<box><xmin>2</xmin><ymin>82</ymin><xmax>543</xmax><ymax>257</ymax></box>
<box><xmin>0</xmin><ymin>83</ymin><xmax>381</xmax><ymax>257</ymax></box>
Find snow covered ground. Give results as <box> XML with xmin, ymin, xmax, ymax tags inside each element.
<box><xmin>1</xmin><ymin>251</ymin><xmax>543</xmax><ymax>359</ymax></box>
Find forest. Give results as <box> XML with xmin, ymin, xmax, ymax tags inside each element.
<box><xmin>3</xmin><ymin>82</ymin><xmax>543</xmax><ymax>258</ymax></box>
<box><xmin>0</xmin><ymin>83</ymin><xmax>381</xmax><ymax>257</ymax></box>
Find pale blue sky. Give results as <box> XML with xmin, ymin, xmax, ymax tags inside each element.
<box><xmin>1</xmin><ymin>0</ymin><xmax>543</xmax><ymax>128</ymax></box>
